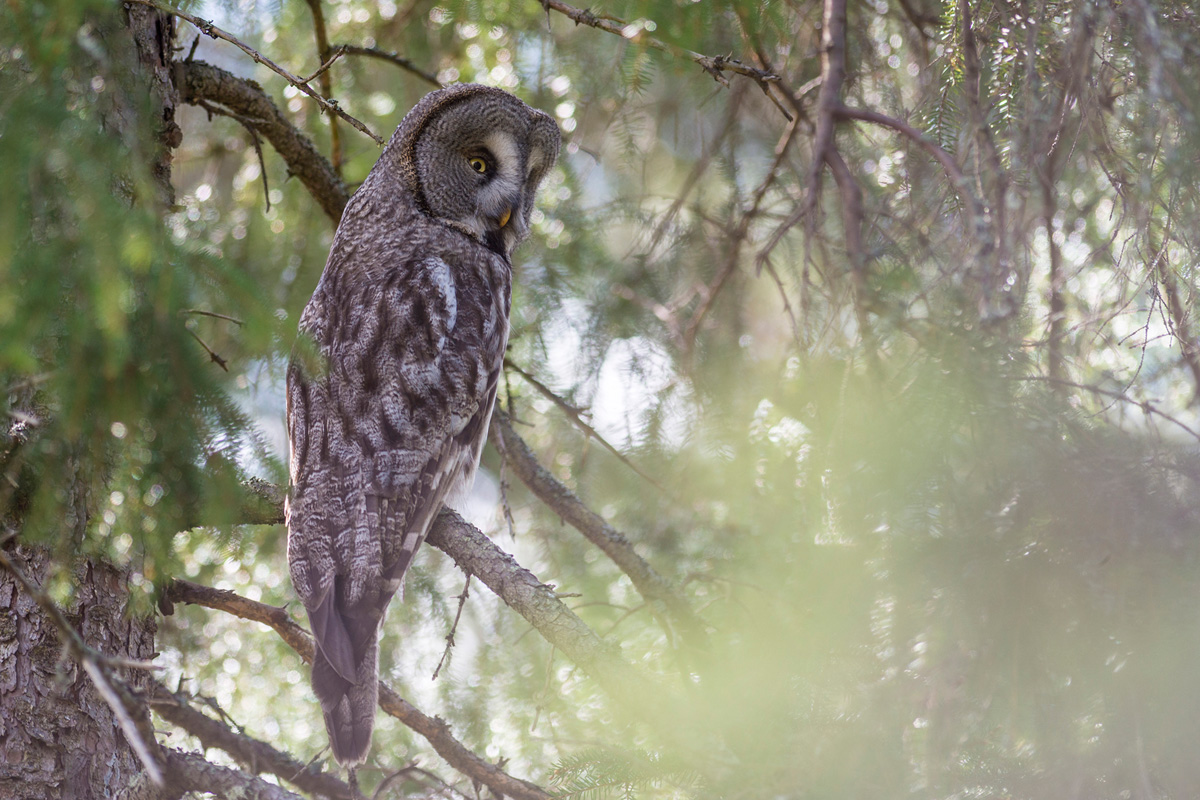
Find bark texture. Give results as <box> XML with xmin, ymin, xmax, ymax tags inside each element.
<box><xmin>123</xmin><ymin>1</ymin><xmax>181</xmax><ymax>206</ymax></box>
<box><xmin>0</xmin><ymin>546</ymin><xmax>156</xmax><ymax>800</ymax></box>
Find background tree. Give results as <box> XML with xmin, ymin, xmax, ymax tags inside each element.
<box><xmin>4</xmin><ymin>0</ymin><xmax>1200</xmax><ymax>798</ymax></box>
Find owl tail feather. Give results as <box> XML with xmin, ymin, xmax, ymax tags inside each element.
<box><xmin>311</xmin><ymin>618</ymin><xmax>380</xmax><ymax>767</ymax></box>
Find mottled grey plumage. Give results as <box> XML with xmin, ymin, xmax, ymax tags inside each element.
<box><xmin>285</xmin><ymin>84</ymin><xmax>559</xmax><ymax>766</ymax></box>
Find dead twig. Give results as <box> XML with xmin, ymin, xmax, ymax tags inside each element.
<box><xmin>542</xmin><ymin>0</ymin><xmax>786</xmax><ymax>118</ymax></box>
<box><xmin>176</xmin><ymin>60</ymin><xmax>350</xmax><ymax>224</ymax></box>
<box><xmin>180</xmin><ymin>309</ymin><xmax>244</xmax><ymax>325</ymax></box>
<box><xmin>185</xmin><ymin>327</ymin><xmax>229</xmax><ymax>371</ymax></box>
<box><xmin>303</xmin><ymin>0</ymin><xmax>343</xmax><ymax>173</ymax></box>
<box><xmin>502</xmin><ymin>359</ymin><xmax>665</xmax><ymax>492</ymax></box>
<box><xmin>1015</xmin><ymin>376</ymin><xmax>1200</xmax><ymax>441</ymax></box>
<box><xmin>193</xmin><ymin>97</ymin><xmax>273</xmax><ymax>211</ymax></box>
<box><xmin>489</xmin><ymin>410</ymin><xmax>709</xmax><ymax>651</ymax></box>
<box><xmin>334</xmin><ymin>44</ymin><xmax>443</xmax><ymax>88</ymax></box>
<box><xmin>756</xmin><ymin>0</ymin><xmax>849</xmax><ymax>269</ymax></box>
<box><xmin>432</xmin><ymin>573</ymin><xmax>471</xmax><ymax>680</ymax></box>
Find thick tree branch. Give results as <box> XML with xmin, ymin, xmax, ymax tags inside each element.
<box><xmin>150</xmin><ymin>683</ymin><xmax>362</xmax><ymax>800</ymax></box>
<box><xmin>117</xmin><ymin>748</ymin><xmax>304</xmax><ymax>800</ymax></box>
<box><xmin>174</xmin><ymin>60</ymin><xmax>351</xmax><ymax>223</ymax></box>
<box><xmin>161</xmin><ymin>579</ymin><xmax>552</xmax><ymax>800</ymax></box>
<box><xmin>148</xmin><ymin>681</ymin><xmax>360</xmax><ymax>800</ymax></box>
<box><xmin>123</xmin><ymin>0</ymin><xmax>383</xmax><ymax>144</ymax></box>
<box><xmin>489</xmin><ymin>411</ymin><xmax>708</xmax><ymax>650</ymax></box>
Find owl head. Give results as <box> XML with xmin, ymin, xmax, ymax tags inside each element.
<box><xmin>383</xmin><ymin>83</ymin><xmax>561</xmax><ymax>258</ymax></box>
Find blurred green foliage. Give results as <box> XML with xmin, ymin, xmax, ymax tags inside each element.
<box><xmin>5</xmin><ymin>0</ymin><xmax>1200</xmax><ymax>797</ymax></box>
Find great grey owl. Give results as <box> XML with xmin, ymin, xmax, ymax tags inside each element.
<box><xmin>285</xmin><ymin>83</ymin><xmax>560</xmax><ymax>766</ymax></box>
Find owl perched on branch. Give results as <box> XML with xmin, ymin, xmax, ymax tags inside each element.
<box><xmin>286</xmin><ymin>84</ymin><xmax>560</xmax><ymax>766</ymax></box>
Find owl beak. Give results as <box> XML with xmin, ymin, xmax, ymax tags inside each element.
<box><xmin>498</xmin><ymin>207</ymin><xmax>513</xmax><ymax>228</ymax></box>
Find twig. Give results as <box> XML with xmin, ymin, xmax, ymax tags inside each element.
<box><xmin>830</xmin><ymin>106</ymin><xmax>974</xmax><ymax>207</ymax></box>
<box><xmin>541</xmin><ymin>0</ymin><xmax>785</xmax><ymax>117</ymax></box>
<box><xmin>371</xmin><ymin>762</ymin><xmax>473</xmax><ymax>800</ymax></box>
<box><xmin>303</xmin><ymin>0</ymin><xmax>343</xmax><ymax>173</ymax></box>
<box><xmin>422</xmin><ymin>509</ymin><xmax>708</xmax><ymax>754</ymax></box>
<box><xmin>123</xmin><ymin>0</ymin><xmax>383</xmax><ymax>144</ymax></box>
<box><xmin>432</xmin><ymin>573</ymin><xmax>471</xmax><ymax>680</ymax></box>
<box><xmin>335</xmin><ymin>44</ymin><xmax>443</xmax><ymax>88</ymax></box>
<box><xmin>684</xmin><ymin>117</ymin><xmax>802</xmax><ymax>348</ymax></box>
<box><xmin>498</xmin><ymin>460</ymin><xmax>517</xmax><ymax>539</ymax></box>
<box><xmin>958</xmin><ymin>0</ymin><xmax>1009</xmax><ymax>316</ymax></box>
<box><xmin>185</xmin><ymin>327</ymin><xmax>229</xmax><ymax>371</ymax></box>
<box><xmin>202</xmin><ymin>487</ymin><xmax>718</xmax><ymax>759</ymax></box>
<box><xmin>193</xmin><ymin>97</ymin><xmax>272</xmax><ymax>211</ymax></box>
<box><xmin>1015</xmin><ymin>376</ymin><xmax>1200</xmax><ymax>441</ymax></box>
<box><xmin>636</xmin><ymin>86</ymin><xmax>744</xmax><ymax>262</ymax></box>
<box><xmin>1148</xmin><ymin>210</ymin><xmax>1200</xmax><ymax>403</ymax></box>
<box><xmin>761</xmin><ymin>259</ymin><xmax>804</xmax><ymax>348</ymax></box>
<box><xmin>825</xmin><ymin>146</ymin><xmax>879</xmax><ymax>354</ymax></box>
<box><xmin>489</xmin><ymin>411</ymin><xmax>708</xmax><ymax>651</ymax></box>
<box><xmin>299</xmin><ymin>47</ymin><xmax>345</xmax><ymax>84</ymax></box>
<box><xmin>502</xmin><ymin>359</ymin><xmax>665</xmax><ymax>492</ymax></box>
<box><xmin>180</xmin><ymin>309</ymin><xmax>244</xmax><ymax>325</ymax></box>
<box><xmin>756</xmin><ymin>0</ymin><xmax>849</xmax><ymax>268</ymax></box>
<box><xmin>82</xmin><ymin>660</ymin><xmax>164</xmax><ymax>786</ymax></box>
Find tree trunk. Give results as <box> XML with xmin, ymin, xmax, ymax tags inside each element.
<box><xmin>0</xmin><ymin>6</ymin><xmax>178</xmax><ymax>797</ymax></box>
<box><xmin>0</xmin><ymin>547</ymin><xmax>157</xmax><ymax>800</ymax></box>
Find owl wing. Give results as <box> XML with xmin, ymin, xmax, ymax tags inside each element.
<box><xmin>286</xmin><ymin>253</ymin><xmax>496</xmax><ymax>765</ymax></box>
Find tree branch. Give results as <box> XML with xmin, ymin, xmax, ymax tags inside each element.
<box><xmin>149</xmin><ymin>683</ymin><xmax>362</xmax><ymax>800</ymax></box>
<box><xmin>1014</xmin><ymin>376</ymin><xmax>1200</xmax><ymax>441</ymax></box>
<box><xmin>161</xmin><ymin>579</ymin><xmax>552</xmax><ymax>800</ymax></box>
<box><xmin>123</xmin><ymin>0</ymin><xmax>383</xmax><ymax>144</ymax></box>
<box><xmin>958</xmin><ymin>0</ymin><xmax>1010</xmax><ymax>318</ymax></box>
<box><xmin>684</xmin><ymin>116</ymin><xmax>802</xmax><ymax>349</ymax></box>
<box><xmin>489</xmin><ymin>411</ymin><xmax>708</xmax><ymax>650</ymax></box>
<box><xmin>756</xmin><ymin>0</ymin><xmax>849</xmax><ymax>267</ymax></box>
<box><xmin>117</xmin><ymin>748</ymin><xmax>304</xmax><ymax>800</ymax></box>
<box><xmin>221</xmin><ymin>481</ymin><xmax>709</xmax><ymax>749</ymax></box>
<box><xmin>830</xmin><ymin>106</ymin><xmax>974</xmax><ymax>206</ymax></box>
<box><xmin>174</xmin><ymin>59</ymin><xmax>351</xmax><ymax>223</ymax></box>
<box><xmin>423</xmin><ymin>510</ymin><xmax>701</xmax><ymax>742</ymax></box>
<box><xmin>1149</xmin><ymin>220</ymin><xmax>1200</xmax><ymax>402</ymax></box>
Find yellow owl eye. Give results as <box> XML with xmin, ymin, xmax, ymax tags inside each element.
<box><xmin>468</xmin><ymin>157</ymin><xmax>488</xmax><ymax>174</ymax></box>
